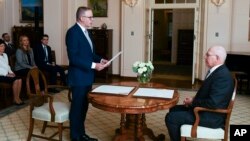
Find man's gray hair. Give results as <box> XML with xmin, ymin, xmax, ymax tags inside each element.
<box><xmin>213</xmin><ymin>45</ymin><xmax>227</xmax><ymax>63</ymax></box>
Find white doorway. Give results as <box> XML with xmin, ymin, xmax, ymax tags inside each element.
<box><xmin>147</xmin><ymin>1</ymin><xmax>200</xmax><ymax>84</ymax></box>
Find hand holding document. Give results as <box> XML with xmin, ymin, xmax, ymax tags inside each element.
<box><xmin>104</xmin><ymin>51</ymin><xmax>123</xmax><ymax>67</ymax></box>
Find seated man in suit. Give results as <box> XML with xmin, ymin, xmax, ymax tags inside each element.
<box><xmin>165</xmin><ymin>45</ymin><xmax>234</xmax><ymax>141</ymax></box>
<box><xmin>34</xmin><ymin>34</ymin><xmax>66</xmax><ymax>92</ymax></box>
<box><xmin>2</xmin><ymin>33</ymin><xmax>16</xmax><ymax>57</ymax></box>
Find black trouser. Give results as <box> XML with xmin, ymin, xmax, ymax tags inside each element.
<box><xmin>40</xmin><ymin>65</ymin><xmax>66</xmax><ymax>85</ymax></box>
<box><xmin>69</xmin><ymin>86</ymin><xmax>91</xmax><ymax>139</ymax></box>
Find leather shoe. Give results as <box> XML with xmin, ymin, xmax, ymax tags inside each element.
<box><xmin>82</xmin><ymin>134</ymin><xmax>98</xmax><ymax>141</ymax></box>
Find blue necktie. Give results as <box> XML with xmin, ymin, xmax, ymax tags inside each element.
<box><xmin>43</xmin><ymin>46</ymin><xmax>48</xmax><ymax>62</ymax></box>
<box><xmin>84</xmin><ymin>30</ymin><xmax>93</xmax><ymax>52</ymax></box>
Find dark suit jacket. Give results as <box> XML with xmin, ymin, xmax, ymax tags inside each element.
<box><xmin>33</xmin><ymin>43</ymin><xmax>52</xmax><ymax>68</ymax></box>
<box><xmin>192</xmin><ymin>64</ymin><xmax>234</xmax><ymax>128</ymax></box>
<box><xmin>65</xmin><ymin>23</ymin><xmax>101</xmax><ymax>87</ymax></box>
<box><xmin>4</xmin><ymin>43</ymin><xmax>16</xmax><ymax>57</ymax></box>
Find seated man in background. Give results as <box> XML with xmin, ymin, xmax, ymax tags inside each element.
<box><xmin>165</xmin><ymin>45</ymin><xmax>234</xmax><ymax>141</ymax></box>
<box><xmin>33</xmin><ymin>34</ymin><xmax>66</xmax><ymax>93</ymax></box>
<box><xmin>2</xmin><ymin>33</ymin><xmax>16</xmax><ymax>57</ymax></box>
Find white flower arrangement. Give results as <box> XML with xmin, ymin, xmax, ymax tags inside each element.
<box><xmin>132</xmin><ymin>61</ymin><xmax>154</xmax><ymax>83</ymax></box>
<box><xmin>132</xmin><ymin>61</ymin><xmax>154</xmax><ymax>75</ymax></box>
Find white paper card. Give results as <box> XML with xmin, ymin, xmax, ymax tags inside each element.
<box><xmin>104</xmin><ymin>51</ymin><xmax>123</xmax><ymax>67</ymax></box>
<box><xmin>91</xmin><ymin>85</ymin><xmax>134</xmax><ymax>95</ymax></box>
<box><xmin>133</xmin><ymin>88</ymin><xmax>174</xmax><ymax>99</ymax></box>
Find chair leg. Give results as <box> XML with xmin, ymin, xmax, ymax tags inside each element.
<box><xmin>58</xmin><ymin>123</ymin><xmax>63</xmax><ymax>141</ymax></box>
<box><xmin>27</xmin><ymin>118</ymin><xmax>34</xmax><ymax>141</ymax></box>
<box><xmin>181</xmin><ymin>136</ymin><xmax>186</xmax><ymax>141</ymax></box>
<box><xmin>41</xmin><ymin>121</ymin><xmax>48</xmax><ymax>134</ymax></box>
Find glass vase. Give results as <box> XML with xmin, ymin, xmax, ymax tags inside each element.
<box><xmin>137</xmin><ymin>72</ymin><xmax>152</xmax><ymax>84</ymax></box>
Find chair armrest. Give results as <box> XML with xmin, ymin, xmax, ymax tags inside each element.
<box><xmin>191</xmin><ymin>107</ymin><xmax>230</xmax><ymax>137</ymax></box>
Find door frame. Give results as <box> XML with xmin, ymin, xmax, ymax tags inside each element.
<box><xmin>147</xmin><ymin>1</ymin><xmax>200</xmax><ymax>84</ymax></box>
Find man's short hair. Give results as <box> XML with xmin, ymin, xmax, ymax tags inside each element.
<box><xmin>76</xmin><ymin>6</ymin><xmax>92</xmax><ymax>21</ymax></box>
<box><xmin>41</xmin><ymin>34</ymin><xmax>49</xmax><ymax>40</ymax></box>
<box><xmin>2</xmin><ymin>33</ymin><xmax>8</xmax><ymax>38</ymax></box>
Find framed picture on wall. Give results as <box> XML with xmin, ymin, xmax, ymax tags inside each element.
<box><xmin>19</xmin><ymin>0</ymin><xmax>43</xmax><ymax>23</ymax></box>
<box><xmin>88</xmin><ymin>0</ymin><xmax>108</xmax><ymax>17</ymax></box>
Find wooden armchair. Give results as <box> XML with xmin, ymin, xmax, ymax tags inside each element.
<box><xmin>26</xmin><ymin>68</ymin><xmax>70</xmax><ymax>141</ymax></box>
<box><xmin>180</xmin><ymin>78</ymin><xmax>237</xmax><ymax>141</ymax></box>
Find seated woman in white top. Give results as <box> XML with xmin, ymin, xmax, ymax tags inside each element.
<box><xmin>0</xmin><ymin>39</ymin><xmax>23</xmax><ymax>105</ymax></box>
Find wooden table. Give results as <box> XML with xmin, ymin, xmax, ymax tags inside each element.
<box><xmin>88</xmin><ymin>82</ymin><xmax>179</xmax><ymax>141</ymax></box>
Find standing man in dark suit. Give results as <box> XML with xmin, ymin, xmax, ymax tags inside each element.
<box><xmin>34</xmin><ymin>34</ymin><xmax>66</xmax><ymax>91</ymax></box>
<box><xmin>2</xmin><ymin>33</ymin><xmax>16</xmax><ymax>57</ymax></box>
<box><xmin>165</xmin><ymin>45</ymin><xmax>234</xmax><ymax>141</ymax></box>
<box><xmin>65</xmin><ymin>6</ymin><xmax>109</xmax><ymax>141</ymax></box>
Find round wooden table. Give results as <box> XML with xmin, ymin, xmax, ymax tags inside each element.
<box><xmin>88</xmin><ymin>81</ymin><xmax>179</xmax><ymax>141</ymax></box>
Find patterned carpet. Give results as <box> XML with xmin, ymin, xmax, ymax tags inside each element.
<box><xmin>0</xmin><ymin>88</ymin><xmax>249</xmax><ymax>141</ymax></box>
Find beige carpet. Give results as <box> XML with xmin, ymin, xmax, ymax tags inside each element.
<box><xmin>0</xmin><ymin>89</ymin><xmax>249</xmax><ymax>141</ymax></box>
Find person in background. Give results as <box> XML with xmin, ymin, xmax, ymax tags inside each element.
<box><xmin>65</xmin><ymin>6</ymin><xmax>109</xmax><ymax>141</ymax></box>
<box><xmin>14</xmin><ymin>35</ymin><xmax>37</xmax><ymax>77</ymax></box>
<box><xmin>2</xmin><ymin>33</ymin><xmax>16</xmax><ymax>57</ymax></box>
<box><xmin>0</xmin><ymin>39</ymin><xmax>23</xmax><ymax>105</ymax></box>
<box><xmin>165</xmin><ymin>45</ymin><xmax>234</xmax><ymax>141</ymax></box>
<box><xmin>33</xmin><ymin>34</ymin><xmax>67</xmax><ymax>93</ymax></box>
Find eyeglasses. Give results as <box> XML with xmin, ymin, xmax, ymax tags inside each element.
<box><xmin>82</xmin><ymin>16</ymin><xmax>94</xmax><ymax>19</ymax></box>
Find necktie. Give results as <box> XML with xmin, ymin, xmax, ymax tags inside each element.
<box><xmin>205</xmin><ymin>70</ymin><xmax>211</xmax><ymax>79</ymax></box>
<box><xmin>43</xmin><ymin>46</ymin><xmax>48</xmax><ymax>62</ymax></box>
<box><xmin>8</xmin><ymin>43</ymin><xmax>12</xmax><ymax>48</ymax></box>
<box><xmin>84</xmin><ymin>30</ymin><xmax>93</xmax><ymax>52</ymax></box>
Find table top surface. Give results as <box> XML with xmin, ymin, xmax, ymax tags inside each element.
<box><xmin>88</xmin><ymin>81</ymin><xmax>179</xmax><ymax>114</ymax></box>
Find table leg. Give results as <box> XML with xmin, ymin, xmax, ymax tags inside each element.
<box><xmin>114</xmin><ymin>113</ymin><xmax>127</xmax><ymax>141</ymax></box>
<box><xmin>113</xmin><ymin>114</ymin><xmax>165</xmax><ymax>141</ymax></box>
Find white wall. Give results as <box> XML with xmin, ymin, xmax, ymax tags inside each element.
<box><xmin>231</xmin><ymin>0</ymin><xmax>250</xmax><ymax>52</ymax></box>
<box><xmin>121</xmin><ymin>0</ymin><xmax>146</xmax><ymax>77</ymax></box>
<box><xmin>0</xmin><ymin>0</ymin><xmax>5</xmax><ymax>35</ymax></box>
<box><xmin>205</xmin><ymin>0</ymin><xmax>232</xmax><ymax>50</ymax></box>
<box><xmin>43</xmin><ymin>0</ymin><xmax>67</xmax><ymax>65</ymax></box>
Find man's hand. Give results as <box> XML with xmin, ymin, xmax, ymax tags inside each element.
<box><xmin>95</xmin><ymin>63</ymin><xmax>106</xmax><ymax>71</ymax></box>
<box><xmin>100</xmin><ymin>59</ymin><xmax>109</xmax><ymax>65</ymax></box>
<box><xmin>31</xmin><ymin>66</ymin><xmax>38</xmax><ymax>69</ymax></box>
<box><xmin>183</xmin><ymin>97</ymin><xmax>193</xmax><ymax>107</ymax></box>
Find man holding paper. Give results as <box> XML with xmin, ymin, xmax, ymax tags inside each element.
<box><xmin>65</xmin><ymin>6</ymin><xmax>110</xmax><ymax>141</ymax></box>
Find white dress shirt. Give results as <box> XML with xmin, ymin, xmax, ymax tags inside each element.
<box><xmin>0</xmin><ymin>53</ymin><xmax>13</xmax><ymax>76</ymax></box>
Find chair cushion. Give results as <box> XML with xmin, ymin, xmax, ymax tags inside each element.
<box><xmin>181</xmin><ymin>124</ymin><xmax>224</xmax><ymax>139</ymax></box>
<box><xmin>32</xmin><ymin>102</ymin><xmax>70</xmax><ymax>123</ymax></box>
